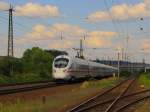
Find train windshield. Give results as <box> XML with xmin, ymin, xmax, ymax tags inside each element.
<box><xmin>54</xmin><ymin>58</ymin><xmax>69</xmax><ymax>68</ymax></box>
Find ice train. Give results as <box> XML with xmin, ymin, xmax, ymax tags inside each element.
<box><xmin>52</xmin><ymin>55</ymin><xmax>118</xmax><ymax>80</ymax></box>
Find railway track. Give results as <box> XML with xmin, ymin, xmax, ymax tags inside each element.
<box><xmin>68</xmin><ymin>77</ymin><xmax>150</xmax><ymax>112</ymax></box>
<box><xmin>0</xmin><ymin>78</ymin><xmax>101</xmax><ymax>96</ymax></box>
<box><xmin>0</xmin><ymin>80</ymin><xmax>52</xmax><ymax>87</ymax></box>
<box><xmin>0</xmin><ymin>81</ymin><xmax>66</xmax><ymax>95</ymax></box>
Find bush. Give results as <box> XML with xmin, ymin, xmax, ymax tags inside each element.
<box><xmin>120</xmin><ymin>71</ymin><xmax>132</xmax><ymax>77</ymax></box>
<box><xmin>0</xmin><ymin>75</ymin><xmax>10</xmax><ymax>84</ymax></box>
<box><xmin>0</xmin><ymin>57</ymin><xmax>23</xmax><ymax>76</ymax></box>
<box><xmin>0</xmin><ymin>47</ymin><xmax>64</xmax><ymax>84</ymax></box>
<box><xmin>0</xmin><ymin>73</ymin><xmax>52</xmax><ymax>84</ymax></box>
<box><xmin>80</xmin><ymin>78</ymin><xmax>117</xmax><ymax>89</ymax></box>
<box><xmin>139</xmin><ymin>72</ymin><xmax>150</xmax><ymax>88</ymax></box>
<box><xmin>22</xmin><ymin>47</ymin><xmax>53</xmax><ymax>78</ymax></box>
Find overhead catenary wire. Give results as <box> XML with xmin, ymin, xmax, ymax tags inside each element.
<box><xmin>103</xmin><ymin>0</ymin><xmax>124</xmax><ymax>38</ymax></box>
<box><xmin>0</xmin><ymin>15</ymin><xmax>31</xmax><ymax>35</ymax></box>
<box><xmin>103</xmin><ymin>0</ymin><xmax>126</xmax><ymax>61</ymax></box>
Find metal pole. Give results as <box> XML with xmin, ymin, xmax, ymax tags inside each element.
<box><xmin>143</xmin><ymin>58</ymin><xmax>146</xmax><ymax>72</ymax></box>
<box><xmin>7</xmin><ymin>4</ymin><xmax>14</xmax><ymax>76</ymax></box>
<box><xmin>121</xmin><ymin>48</ymin><xmax>124</xmax><ymax>61</ymax></box>
<box><xmin>80</xmin><ymin>39</ymin><xmax>84</xmax><ymax>58</ymax></box>
<box><xmin>7</xmin><ymin>4</ymin><xmax>14</xmax><ymax>57</ymax></box>
<box><xmin>117</xmin><ymin>52</ymin><xmax>120</xmax><ymax>78</ymax></box>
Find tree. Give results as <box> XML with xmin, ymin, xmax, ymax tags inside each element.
<box><xmin>0</xmin><ymin>57</ymin><xmax>23</xmax><ymax>76</ymax></box>
<box><xmin>22</xmin><ymin>47</ymin><xmax>54</xmax><ymax>78</ymax></box>
<box><xmin>45</xmin><ymin>49</ymin><xmax>68</xmax><ymax>58</ymax></box>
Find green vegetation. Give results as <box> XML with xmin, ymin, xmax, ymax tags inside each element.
<box><xmin>120</xmin><ymin>71</ymin><xmax>132</xmax><ymax>77</ymax></box>
<box><xmin>22</xmin><ymin>47</ymin><xmax>53</xmax><ymax>79</ymax></box>
<box><xmin>0</xmin><ymin>57</ymin><xmax>23</xmax><ymax>76</ymax></box>
<box><xmin>0</xmin><ymin>47</ymin><xmax>67</xmax><ymax>84</ymax></box>
<box><xmin>80</xmin><ymin>78</ymin><xmax>118</xmax><ymax>89</ymax></box>
<box><xmin>139</xmin><ymin>72</ymin><xmax>150</xmax><ymax>88</ymax></box>
<box><xmin>134</xmin><ymin>100</ymin><xmax>150</xmax><ymax>112</ymax></box>
<box><xmin>0</xmin><ymin>73</ymin><xmax>46</xmax><ymax>84</ymax></box>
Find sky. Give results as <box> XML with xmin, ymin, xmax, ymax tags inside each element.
<box><xmin>0</xmin><ymin>0</ymin><xmax>150</xmax><ymax>63</ymax></box>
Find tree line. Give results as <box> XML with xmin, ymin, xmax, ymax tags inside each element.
<box><xmin>0</xmin><ymin>47</ymin><xmax>67</xmax><ymax>82</ymax></box>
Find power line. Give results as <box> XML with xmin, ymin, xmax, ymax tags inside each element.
<box><xmin>111</xmin><ymin>0</ymin><xmax>127</xmax><ymax>38</ymax></box>
<box><xmin>0</xmin><ymin>15</ymin><xmax>31</xmax><ymax>33</ymax></box>
<box><xmin>103</xmin><ymin>0</ymin><xmax>124</xmax><ymax>37</ymax></box>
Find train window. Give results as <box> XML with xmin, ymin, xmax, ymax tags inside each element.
<box><xmin>54</xmin><ymin>58</ymin><xmax>69</xmax><ymax>68</ymax></box>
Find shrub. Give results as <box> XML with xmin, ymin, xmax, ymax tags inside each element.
<box><xmin>139</xmin><ymin>72</ymin><xmax>150</xmax><ymax>88</ymax></box>
<box><xmin>0</xmin><ymin>57</ymin><xmax>23</xmax><ymax>76</ymax></box>
<box><xmin>120</xmin><ymin>71</ymin><xmax>132</xmax><ymax>77</ymax></box>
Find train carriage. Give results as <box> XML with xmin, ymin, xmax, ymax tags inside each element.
<box><xmin>52</xmin><ymin>55</ymin><xmax>118</xmax><ymax>80</ymax></box>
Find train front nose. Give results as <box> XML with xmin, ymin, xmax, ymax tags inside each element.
<box><xmin>53</xmin><ymin>69</ymin><xmax>69</xmax><ymax>79</ymax></box>
<box><xmin>53</xmin><ymin>56</ymin><xmax>70</xmax><ymax>80</ymax></box>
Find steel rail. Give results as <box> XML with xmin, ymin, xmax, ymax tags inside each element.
<box><xmin>116</xmin><ymin>95</ymin><xmax>150</xmax><ymax>112</ymax></box>
<box><xmin>75</xmin><ymin>88</ymin><xmax>150</xmax><ymax>112</ymax></box>
<box><xmin>68</xmin><ymin>78</ymin><xmax>131</xmax><ymax>112</ymax></box>
<box><xmin>0</xmin><ymin>80</ymin><xmax>53</xmax><ymax>87</ymax></box>
<box><xmin>0</xmin><ymin>82</ymin><xmax>63</xmax><ymax>95</ymax></box>
<box><xmin>104</xmin><ymin>78</ymin><xmax>137</xmax><ymax>112</ymax></box>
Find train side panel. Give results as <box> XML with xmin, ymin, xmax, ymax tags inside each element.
<box><xmin>52</xmin><ymin>55</ymin><xmax>118</xmax><ymax>80</ymax></box>
<box><xmin>68</xmin><ymin>58</ymin><xmax>89</xmax><ymax>79</ymax></box>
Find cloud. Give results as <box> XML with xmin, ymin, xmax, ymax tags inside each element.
<box><xmin>89</xmin><ymin>31</ymin><xmax>117</xmax><ymax>37</ymax></box>
<box><xmin>0</xmin><ymin>1</ymin><xmax>9</xmax><ymax>10</ymax></box>
<box><xmin>0</xmin><ymin>2</ymin><xmax>60</xmax><ymax>18</ymax></box>
<box><xmin>16</xmin><ymin>23</ymin><xmax>117</xmax><ymax>49</ymax></box>
<box><xmin>86</xmin><ymin>36</ymin><xmax>111</xmax><ymax>47</ymax></box>
<box><xmin>48</xmin><ymin>40</ymin><xmax>73</xmax><ymax>49</ymax></box>
<box><xmin>144</xmin><ymin>0</ymin><xmax>150</xmax><ymax>6</ymax></box>
<box><xmin>15</xmin><ymin>3</ymin><xmax>60</xmax><ymax>18</ymax></box>
<box><xmin>26</xmin><ymin>23</ymin><xmax>116</xmax><ymax>40</ymax></box>
<box><xmin>26</xmin><ymin>24</ymin><xmax>55</xmax><ymax>40</ymax></box>
<box><xmin>87</xmin><ymin>11</ymin><xmax>110</xmax><ymax>22</ymax></box>
<box><xmin>85</xmin><ymin>31</ymin><xmax>117</xmax><ymax>47</ymax></box>
<box><xmin>87</xmin><ymin>1</ymin><xmax>150</xmax><ymax>22</ymax></box>
<box><xmin>23</xmin><ymin>23</ymin><xmax>87</xmax><ymax>41</ymax></box>
<box><xmin>141</xmin><ymin>39</ymin><xmax>150</xmax><ymax>50</ymax></box>
<box><xmin>51</xmin><ymin>23</ymin><xmax>86</xmax><ymax>36</ymax></box>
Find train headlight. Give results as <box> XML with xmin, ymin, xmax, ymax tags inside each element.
<box><xmin>63</xmin><ymin>69</ymin><xmax>67</xmax><ymax>72</ymax></box>
<box><xmin>53</xmin><ymin>69</ymin><xmax>56</xmax><ymax>73</ymax></box>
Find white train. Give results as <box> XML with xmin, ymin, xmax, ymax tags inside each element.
<box><xmin>52</xmin><ymin>55</ymin><xmax>118</xmax><ymax>80</ymax></box>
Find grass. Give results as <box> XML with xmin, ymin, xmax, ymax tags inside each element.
<box><xmin>80</xmin><ymin>78</ymin><xmax>118</xmax><ymax>89</ymax></box>
<box><xmin>0</xmin><ymin>77</ymin><xmax>119</xmax><ymax>112</ymax></box>
<box><xmin>139</xmin><ymin>72</ymin><xmax>150</xmax><ymax>88</ymax></box>
<box><xmin>134</xmin><ymin>100</ymin><xmax>150</xmax><ymax>112</ymax></box>
<box><xmin>0</xmin><ymin>73</ymin><xmax>50</xmax><ymax>84</ymax></box>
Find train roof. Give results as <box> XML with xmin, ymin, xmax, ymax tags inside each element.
<box><xmin>54</xmin><ymin>55</ymin><xmax>118</xmax><ymax>70</ymax></box>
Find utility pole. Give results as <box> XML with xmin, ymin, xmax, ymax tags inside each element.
<box><xmin>117</xmin><ymin>52</ymin><xmax>120</xmax><ymax>78</ymax></box>
<box><xmin>124</xmin><ymin>34</ymin><xmax>130</xmax><ymax>62</ymax></box>
<box><xmin>7</xmin><ymin>4</ymin><xmax>14</xmax><ymax>57</ymax></box>
<box><xmin>60</xmin><ymin>32</ymin><xmax>63</xmax><ymax>40</ymax></box>
<box><xmin>80</xmin><ymin>39</ymin><xmax>84</xmax><ymax>58</ymax></box>
<box><xmin>121</xmin><ymin>48</ymin><xmax>124</xmax><ymax>61</ymax></box>
<box><xmin>143</xmin><ymin>58</ymin><xmax>146</xmax><ymax>72</ymax></box>
<box><xmin>7</xmin><ymin>4</ymin><xmax>14</xmax><ymax>76</ymax></box>
<box><xmin>73</xmin><ymin>39</ymin><xmax>84</xmax><ymax>59</ymax></box>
